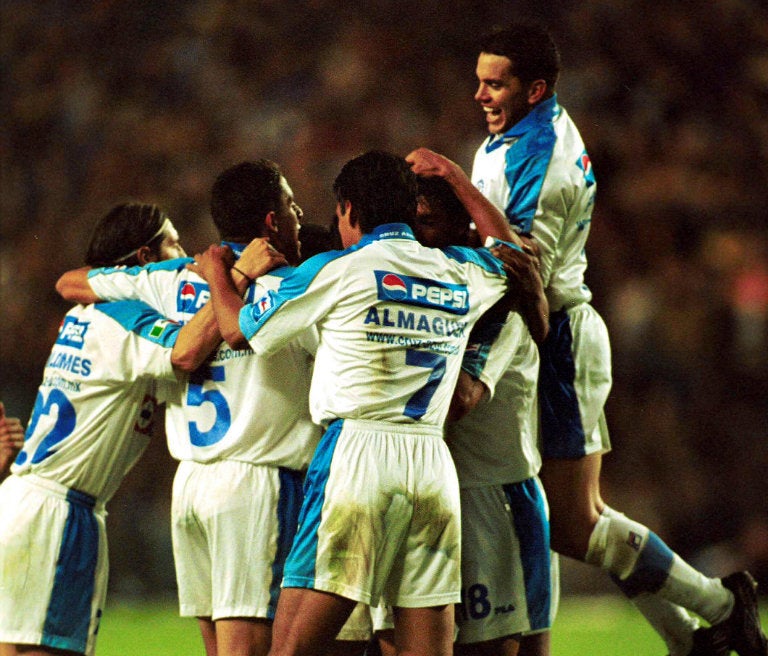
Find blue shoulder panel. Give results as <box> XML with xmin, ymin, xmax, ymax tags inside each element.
<box><xmin>503</xmin><ymin>126</ymin><xmax>557</xmax><ymax>232</ymax></box>
<box><xmin>88</xmin><ymin>257</ymin><xmax>193</xmax><ymax>279</ymax></box>
<box><xmin>94</xmin><ymin>300</ymin><xmax>180</xmax><ymax>347</ymax></box>
<box><xmin>239</xmin><ymin>248</ymin><xmax>349</xmax><ymax>339</ymax></box>
<box><xmin>442</xmin><ymin>245</ymin><xmax>509</xmax><ymax>277</ymax></box>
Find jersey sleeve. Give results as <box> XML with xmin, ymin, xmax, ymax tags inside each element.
<box><xmin>461</xmin><ymin>313</ymin><xmax>524</xmax><ymax>400</ymax></box>
<box><xmin>93</xmin><ymin>300</ymin><xmax>181</xmax><ymax>381</ymax></box>
<box><xmin>240</xmin><ymin>252</ymin><xmax>343</xmax><ymax>355</ymax></box>
<box><xmin>87</xmin><ymin>259</ymin><xmax>192</xmax><ymax>316</ymax></box>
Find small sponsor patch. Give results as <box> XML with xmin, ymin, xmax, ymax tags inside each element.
<box><xmin>576</xmin><ymin>150</ymin><xmax>596</xmax><ymax>187</ymax></box>
<box><xmin>56</xmin><ymin>316</ymin><xmax>90</xmax><ymax>349</ymax></box>
<box><xmin>627</xmin><ymin>531</ymin><xmax>643</xmax><ymax>551</ymax></box>
<box><xmin>149</xmin><ymin>319</ymin><xmax>171</xmax><ymax>338</ymax></box>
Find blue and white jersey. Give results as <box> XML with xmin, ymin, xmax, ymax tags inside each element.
<box><xmin>240</xmin><ymin>224</ymin><xmax>510</xmax><ymax>428</ymax></box>
<box><xmin>446</xmin><ymin>313</ymin><xmax>541</xmax><ymax>487</ymax></box>
<box><xmin>87</xmin><ymin>244</ymin><xmax>320</xmax><ymax>469</ymax></box>
<box><xmin>12</xmin><ymin>301</ymin><xmax>180</xmax><ymax>503</ymax></box>
<box><xmin>472</xmin><ymin>95</ymin><xmax>596</xmax><ymax>311</ymax></box>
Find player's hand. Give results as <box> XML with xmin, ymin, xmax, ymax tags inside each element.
<box><xmin>405</xmin><ymin>148</ymin><xmax>463</xmax><ymax>181</ymax></box>
<box><xmin>237</xmin><ymin>238</ymin><xmax>288</xmax><ymax>279</ymax></box>
<box><xmin>187</xmin><ymin>244</ymin><xmax>235</xmax><ymax>282</ymax></box>
<box><xmin>489</xmin><ymin>243</ymin><xmax>544</xmax><ymax>300</ymax></box>
<box><xmin>0</xmin><ymin>402</ymin><xmax>24</xmax><ymax>476</ymax></box>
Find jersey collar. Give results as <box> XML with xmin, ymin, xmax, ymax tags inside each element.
<box><xmin>358</xmin><ymin>223</ymin><xmax>416</xmax><ymax>247</ymax></box>
<box><xmin>485</xmin><ymin>94</ymin><xmax>561</xmax><ymax>153</ymax></box>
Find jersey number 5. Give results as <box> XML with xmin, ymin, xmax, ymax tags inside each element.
<box><xmin>187</xmin><ymin>365</ymin><xmax>231</xmax><ymax>447</ymax></box>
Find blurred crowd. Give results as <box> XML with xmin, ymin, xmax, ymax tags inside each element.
<box><xmin>2</xmin><ymin>0</ymin><xmax>767</xmax><ymax>596</ymax></box>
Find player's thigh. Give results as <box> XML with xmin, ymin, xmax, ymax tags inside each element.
<box><xmin>392</xmin><ymin>605</ymin><xmax>453</xmax><ymax>656</ymax></box>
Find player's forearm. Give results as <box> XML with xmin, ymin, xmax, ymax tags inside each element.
<box><xmin>520</xmin><ymin>292</ymin><xmax>549</xmax><ymax>345</ymax></box>
<box><xmin>209</xmin><ymin>267</ymin><xmax>250</xmax><ymax>350</ymax></box>
<box><xmin>56</xmin><ymin>267</ymin><xmax>100</xmax><ymax>304</ymax></box>
<box><xmin>171</xmin><ymin>302</ymin><xmax>222</xmax><ymax>372</ymax></box>
<box><xmin>448</xmin><ymin>371</ymin><xmax>487</xmax><ymax>422</ymax></box>
<box><xmin>443</xmin><ymin>170</ymin><xmax>521</xmax><ymax>247</ymax></box>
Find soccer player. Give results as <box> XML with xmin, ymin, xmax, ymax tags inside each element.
<box><xmin>0</xmin><ymin>403</ymin><xmax>24</xmax><ymax>482</ymax></box>
<box><xmin>413</xmin><ymin>21</ymin><xmax>767</xmax><ymax>656</ymax></box>
<box><xmin>56</xmin><ymin>161</ymin><xmax>320</xmax><ymax>656</ymax></box>
<box><xmin>196</xmin><ymin>150</ymin><xmax>527</xmax><ymax>656</ymax></box>
<box><xmin>414</xmin><ymin>175</ymin><xmax>554</xmax><ymax>656</ymax></box>
<box><xmin>0</xmin><ymin>202</ymin><xmax>221</xmax><ymax>656</ymax></box>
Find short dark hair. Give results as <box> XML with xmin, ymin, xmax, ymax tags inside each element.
<box><xmin>210</xmin><ymin>160</ymin><xmax>283</xmax><ymax>240</ymax></box>
<box><xmin>479</xmin><ymin>23</ymin><xmax>560</xmax><ymax>89</ymax></box>
<box><xmin>416</xmin><ymin>176</ymin><xmax>473</xmax><ymax>245</ymax></box>
<box><xmin>332</xmin><ymin>151</ymin><xmax>417</xmax><ymax>233</ymax></box>
<box><xmin>85</xmin><ymin>203</ymin><xmax>169</xmax><ymax>267</ymax></box>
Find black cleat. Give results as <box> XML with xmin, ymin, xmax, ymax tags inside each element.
<box><xmin>687</xmin><ymin>624</ymin><xmax>731</xmax><ymax>656</ymax></box>
<box><xmin>721</xmin><ymin>571</ymin><xmax>768</xmax><ymax>656</ymax></box>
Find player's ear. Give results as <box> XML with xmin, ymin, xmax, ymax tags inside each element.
<box><xmin>343</xmin><ymin>200</ymin><xmax>357</xmax><ymax>228</ymax></box>
<box><xmin>527</xmin><ymin>79</ymin><xmax>548</xmax><ymax>105</ymax></box>
<box><xmin>136</xmin><ymin>245</ymin><xmax>155</xmax><ymax>265</ymax></box>
<box><xmin>265</xmin><ymin>211</ymin><xmax>279</xmax><ymax>234</ymax></box>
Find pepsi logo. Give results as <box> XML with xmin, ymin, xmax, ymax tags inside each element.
<box><xmin>381</xmin><ymin>273</ymin><xmax>408</xmax><ymax>300</ymax></box>
<box><xmin>179</xmin><ymin>282</ymin><xmax>197</xmax><ymax>301</ymax></box>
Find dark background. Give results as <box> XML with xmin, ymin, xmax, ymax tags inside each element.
<box><xmin>2</xmin><ymin>0</ymin><xmax>766</xmax><ymax>597</ymax></box>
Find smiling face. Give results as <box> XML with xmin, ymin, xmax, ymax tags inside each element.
<box><xmin>474</xmin><ymin>52</ymin><xmax>534</xmax><ymax>135</ymax></box>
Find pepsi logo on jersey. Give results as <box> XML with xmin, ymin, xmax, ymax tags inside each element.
<box><xmin>374</xmin><ymin>270</ymin><xmax>469</xmax><ymax>315</ymax></box>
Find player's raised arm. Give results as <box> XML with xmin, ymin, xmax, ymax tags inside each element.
<box><xmin>189</xmin><ymin>238</ymin><xmax>287</xmax><ymax>350</ymax></box>
<box><xmin>56</xmin><ymin>266</ymin><xmax>100</xmax><ymax>304</ymax></box>
<box><xmin>406</xmin><ymin>147</ymin><xmax>522</xmax><ymax>247</ymax></box>
<box><xmin>489</xmin><ymin>240</ymin><xmax>549</xmax><ymax>344</ymax></box>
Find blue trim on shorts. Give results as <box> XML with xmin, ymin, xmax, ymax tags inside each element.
<box><xmin>282</xmin><ymin>420</ymin><xmax>344</xmax><ymax>588</ymax></box>
<box><xmin>269</xmin><ymin>468</ymin><xmax>305</xmax><ymax>618</ymax></box>
<box><xmin>538</xmin><ymin>309</ymin><xmax>586</xmax><ymax>459</ymax></box>
<box><xmin>42</xmin><ymin>488</ymin><xmax>99</xmax><ymax>653</ymax></box>
<box><xmin>611</xmin><ymin>532</ymin><xmax>674</xmax><ymax>597</ymax></box>
<box><xmin>503</xmin><ymin>479</ymin><xmax>552</xmax><ymax>630</ymax></box>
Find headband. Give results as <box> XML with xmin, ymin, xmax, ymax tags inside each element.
<box><xmin>112</xmin><ymin>217</ymin><xmax>172</xmax><ymax>264</ymax></box>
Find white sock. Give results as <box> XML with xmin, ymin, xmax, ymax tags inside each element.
<box><xmin>585</xmin><ymin>507</ymin><xmax>734</xmax><ymax>639</ymax></box>
<box><xmin>631</xmin><ymin>593</ymin><xmax>700</xmax><ymax>656</ymax></box>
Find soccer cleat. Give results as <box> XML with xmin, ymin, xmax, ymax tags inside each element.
<box><xmin>721</xmin><ymin>571</ymin><xmax>768</xmax><ymax>656</ymax></box>
<box><xmin>686</xmin><ymin>625</ymin><xmax>731</xmax><ymax>656</ymax></box>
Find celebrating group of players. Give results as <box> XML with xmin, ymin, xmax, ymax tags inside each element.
<box><xmin>1</xmin><ymin>21</ymin><xmax>766</xmax><ymax>656</ymax></box>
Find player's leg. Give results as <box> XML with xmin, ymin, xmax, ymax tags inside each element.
<box><xmin>538</xmin><ymin>453</ymin><xmax>604</xmax><ymax>559</ymax></box>
<box><xmin>516</xmin><ymin>631</ymin><xmax>549</xmax><ymax>656</ymax></box>
<box><xmin>454</xmin><ymin>636</ymin><xmax>520</xmax><ymax>656</ymax></box>
<box><xmin>392</xmin><ymin>606</ymin><xmax>454</xmax><ymax>656</ymax></box>
<box><xmin>197</xmin><ymin>617</ymin><xmax>217</xmax><ymax>656</ymax></box>
<box><xmin>375</xmin><ymin>629</ymin><xmax>396</xmax><ymax>656</ymax></box>
<box><xmin>214</xmin><ymin>618</ymin><xmax>272</xmax><ymax>656</ymax></box>
<box><xmin>269</xmin><ymin>588</ymin><xmax>356</xmax><ymax>656</ymax></box>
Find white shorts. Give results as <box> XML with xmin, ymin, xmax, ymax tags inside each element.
<box><xmin>335</xmin><ymin>602</ymin><xmax>393</xmax><ymax>642</ymax></box>
<box><xmin>171</xmin><ymin>459</ymin><xmax>303</xmax><ymax>621</ymax></box>
<box><xmin>456</xmin><ymin>478</ymin><xmax>553</xmax><ymax>644</ymax></box>
<box><xmin>283</xmin><ymin>419</ymin><xmax>461</xmax><ymax>608</ymax></box>
<box><xmin>0</xmin><ymin>474</ymin><xmax>107</xmax><ymax>656</ymax></box>
<box><xmin>539</xmin><ymin>304</ymin><xmax>612</xmax><ymax>459</ymax></box>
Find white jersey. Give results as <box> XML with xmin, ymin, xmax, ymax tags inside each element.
<box><xmin>446</xmin><ymin>312</ymin><xmax>540</xmax><ymax>487</ymax></box>
<box><xmin>11</xmin><ymin>301</ymin><xmax>179</xmax><ymax>503</ymax></box>
<box><xmin>471</xmin><ymin>95</ymin><xmax>596</xmax><ymax>311</ymax></box>
<box><xmin>239</xmin><ymin>224</ymin><xmax>510</xmax><ymax>428</ymax></box>
<box><xmin>87</xmin><ymin>244</ymin><xmax>320</xmax><ymax>469</ymax></box>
